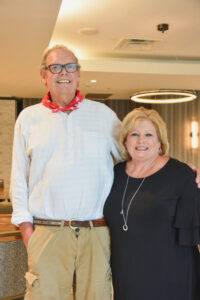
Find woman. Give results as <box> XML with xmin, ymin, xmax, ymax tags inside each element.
<box><xmin>104</xmin><ymin>107</ymin><xmax>200</xmax><ymax>300</ymax></box>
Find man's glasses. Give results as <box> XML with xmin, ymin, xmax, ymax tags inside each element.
<box><xmin>45</xmin><ymin>63</ymin><xmax>80</xmax><ymax>74</ymax></box>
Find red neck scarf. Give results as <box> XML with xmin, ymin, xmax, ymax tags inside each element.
<box><xmin>41</xmin><ymin>90</ymin><xmax>84</xmax><ymax>113</ymax></box>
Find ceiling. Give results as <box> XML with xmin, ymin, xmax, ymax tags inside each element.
<box><xmin>1</xmin><ymin>0</ymin><xmax>200</xmax><ymax>100</ymax></box>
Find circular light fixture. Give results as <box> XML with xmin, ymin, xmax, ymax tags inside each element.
<box><xmin>131</xmin><ymin>90</ymin><xmax>197</xmax><ymax>104</ymax></box>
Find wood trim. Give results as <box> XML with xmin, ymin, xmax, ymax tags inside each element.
<box><xmin>0</xmin><ymin>293</ymin><xmax>24</xmax><ymax>300</ymax></box>
<box><xmin>0</xmin><ymin>214</ymin><xmax>22</xmax><ymax>241</ymax></box>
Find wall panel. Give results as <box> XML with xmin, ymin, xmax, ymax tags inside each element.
<box><xmin>153</xmin><ymin>94</ymin><xmax>200</xmax><ymax>165</ymax></box>
<box><xmin>0</xmin><ymin>100</ymin><xmax>16</xmax><ymax>188</ymax></box>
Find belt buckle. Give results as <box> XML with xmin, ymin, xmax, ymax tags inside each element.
<box><xmin>69</xmin><ymin>219</ymin><xmax>78</xmax><ymax>230</ymax></box>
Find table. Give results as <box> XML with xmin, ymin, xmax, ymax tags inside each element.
<box><xmin>0</xmin><ymin>189</ymin><xmax>9</xmax><ymax>202</ymax></box>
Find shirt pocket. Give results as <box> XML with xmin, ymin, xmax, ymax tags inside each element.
<box><xmin>83</xmin><ymin>131</ymin><xmax>108</xmax><ymax>158</ymax></box>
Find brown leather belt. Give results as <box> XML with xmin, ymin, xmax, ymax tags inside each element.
<box><xmin>34</xmin><ymin>217</ymin><xmax>107</xmax><ymax>229</ymax></box>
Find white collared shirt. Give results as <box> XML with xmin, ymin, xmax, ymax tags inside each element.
<box><xmin>11</xmin><ymin>99</ymin><xmax>121</xmax><ymax>225</ymax></box>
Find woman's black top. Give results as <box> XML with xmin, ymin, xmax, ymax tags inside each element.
<box><xmin>104</xmin><ymin>158</ymin><xmax>200</xmax><ymax>300</ymax></box>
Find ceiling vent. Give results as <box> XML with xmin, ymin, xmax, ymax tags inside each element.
<box><xmin>85</xmin><ymin>93</ymin><xmax>112</xmax><ymax>100</ymax></box>
<box><xmin>115</xmin><ymin>38</ymin><xmax>158</xmax><ymax>51</ymax></box>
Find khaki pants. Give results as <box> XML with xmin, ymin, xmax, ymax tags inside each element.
<box><xmin>25</xmin><ymin>224</ymin><xmax>112</xmax><ymax>300</ymax></box>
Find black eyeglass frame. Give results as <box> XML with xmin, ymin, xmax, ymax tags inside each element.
<box><xmin>45</xmin><ymin>63</ymin><xmax>80</xmax><ymax>74</ymax></box>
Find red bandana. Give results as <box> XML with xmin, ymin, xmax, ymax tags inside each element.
<box><xmin>41</xmin><ymin>90</ymin><xmax>85</xmax><ymax>113</ymax></box>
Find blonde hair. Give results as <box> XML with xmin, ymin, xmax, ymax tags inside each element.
<box><xmin>40</xmin><ymin>44</ymin><xmax>79</xmax><ymax>70</ymax></box>
<box><xmin>119</xmin><ymin>107</ymin><xmax>169</xmax><ymax>160</ymax></box>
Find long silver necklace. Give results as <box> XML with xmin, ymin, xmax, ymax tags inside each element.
<box><xmin>120</xmin><ymin>176</ymin><xmax>145</xmax><ymax>231</ymax></box>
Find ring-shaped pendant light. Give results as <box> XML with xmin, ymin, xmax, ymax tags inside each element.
<box><xmin>131</xmin><ymin>90</ymin><xmax>197</xmax><ymax>104</ymax></box>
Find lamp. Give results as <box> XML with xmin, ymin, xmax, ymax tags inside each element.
<box><xmin>190</xmin><ymin>121</ymin><xmax>199</xmax><ymax>149</ymax></box>
<box><xmin>131</xmin><ymin>90</ymin><xmax>197</xmax><ymax>104</ymax></box>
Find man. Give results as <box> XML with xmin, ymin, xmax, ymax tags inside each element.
<box><xmin>11</xmin><ymin>45</ymin><xmax>121</xmax><ymax>300</ymax></box>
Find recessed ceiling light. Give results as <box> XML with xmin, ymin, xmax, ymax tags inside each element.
<box><xmin>78</xmin><ymin>28</ymin><xmax>99</xmax><ymax>35</ymax></box>
<box><xmin>90</xmin><ymin>80</ymin><xmax>97</xmax><ymax>83</ymax></box>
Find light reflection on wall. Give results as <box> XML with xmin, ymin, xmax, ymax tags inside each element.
<box><xmin>191</xmin><ymin>121</ymin><xmax>199</xmax><ymax>149</ymax></box>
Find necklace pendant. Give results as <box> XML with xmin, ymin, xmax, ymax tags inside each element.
<box><xmin>120</xmin><ymin>210</ymin><xmax>123</xmax><ymax>215</ymax></box>
<box><xmin>123</xmin><ymin>224</ymin><xmax>128</xmax><ymax>231</ymax></box>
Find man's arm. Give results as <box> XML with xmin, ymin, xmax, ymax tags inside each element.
<box><xmin>19</xmin><ymin>222</ymin><xmax>34</xmax><ymax>249</ymax></box>
<box><xmin>107</xmin><ymin>109</ymin><xmax>122</xmax><ymax>162</ymax></box>
<box><xmin>188</xmin><ymin>164</ymin><xmax>200</xmax><ymax>188</ymax></box>
<box><xmin>11</xmin><ymin>115</ymin><xmax>33</xmax><ymax>226</ymax></box>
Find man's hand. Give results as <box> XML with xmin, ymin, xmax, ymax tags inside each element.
<box><xmin>19</xmin><ymin>222</ymin><xmax>34</xmax><ymax>249</ymax></box>
<box><xmin>188</xmin><ymin>164</ymin><xmax>200</xmax><ymax>188</ymax></box>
